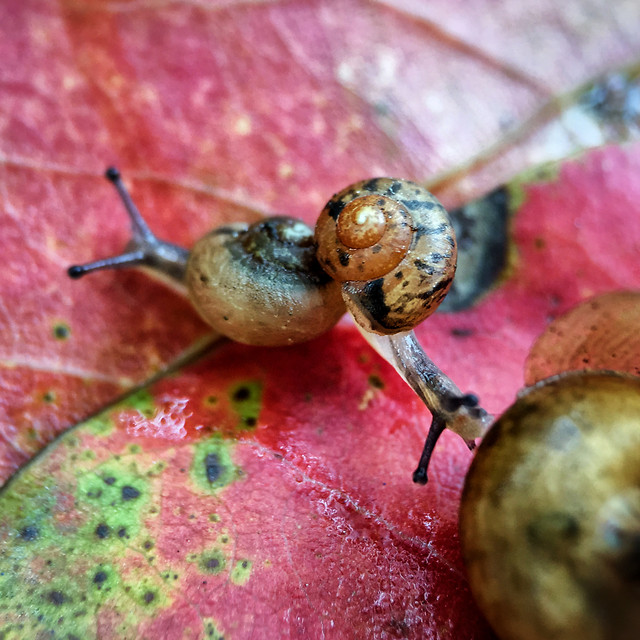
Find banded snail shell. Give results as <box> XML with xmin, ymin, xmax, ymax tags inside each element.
<box><xmin>315</xmin><ymin>178</ymin><xmax>457</xmax><ymax>334</ymax></box>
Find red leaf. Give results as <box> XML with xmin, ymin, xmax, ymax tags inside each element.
<box><xmin>2</xmin><ymin>1</ymin><xmax>640</xmax><ymax>638</ymax></box>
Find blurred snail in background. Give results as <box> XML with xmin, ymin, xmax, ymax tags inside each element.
<box><xmin>69</xmin><ymin>168</ymin><xmax>492</xmax><ymax>483</ymax></box>
<box><xmin>460</xmin><ymin>371</ymin><xmax>640</xmax><ymax>640</ymax></box>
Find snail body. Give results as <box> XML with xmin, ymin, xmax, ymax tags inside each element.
<box><xmin>68</xmin><ymin>168</ymin><xmax>490</xmax><ymax>483</ymax></box>
<box><xmin>460</xmin><ymin>371</ymin><xmax>640</xmax><ymax>640</ymax></box>
<box><xmin>186</xmin><ymin>217</ymin><xmax>344</xmax><ymax>346</ymax></box>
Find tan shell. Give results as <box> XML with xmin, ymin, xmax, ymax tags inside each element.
<box><xmin>315</xmin><ymin>178</ymin><xmax>456</xmax><ymax>334</ymax></box>
<box><xmin>186</xmin><ymin>217</ymin><xmax>345</xmax><ymax>346</ymax></box>
<box><xmin>460</xmin><ymin>372</ymin><xmax>640</xmax><ymax>640</ymax></box>
<box><xmin>525</xmin><ymin>290</ymin><xmax>640</xmax><ymax>385</ymax></box>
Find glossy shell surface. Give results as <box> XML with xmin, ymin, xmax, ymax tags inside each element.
<box><xmin>460</xmin><ymin>372</ymin><xmax>640</xmax><ymax>640</ymax></box>
<box><xmin>315</xmin><ymin>178</ymin><xmax>456</xmax><ymax>334</ymax></box>
<box><xmin>186</xmin><ymin>217</ymin><xmax>345</xmax><ymax>346</ymax></box>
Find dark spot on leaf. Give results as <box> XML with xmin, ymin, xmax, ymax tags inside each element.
<box><xmin>121</xmin><ymin>485</ymin><xmax>140</xmax><ymax>501</ymax></box>
<box><xmin>205</xmin><ymin>453</ymin><xmax>221</xmax><ymax>483</ymax></box>
<box><xmin>43</xmin><ymin>391</ymin><xmax>56</xmax><ymax>403</ymax></box>
<box><xmin>143</xmin><ymin>540</ymin><xmax>154</xmax><ymax>550</ymax></box>
<box><xmin>103</xmin><ymin>476</ymin><xmax>116</xmax><ymax>485</ymax></box>
<box><xmin>93</xmin><ymin>571</ymin><xmax>107</xmax><ymax>585</ymax></box>
<box><xmin>95</xmin><ymin>523</ymin><xmax>110</xmax><ymax>539</ymax></box>
<box><xmin>117</xmin><ymin>527</ymin><xmax>127</xmax><ymax>538</ymax></box>
<box><xmin>20</xmin><ymin>525</ymin><xmax>38</xmax><ymax>541</ymax></box>
<box><xmin>243</xmin><ymin>417</ymin><xmax>257</xmax><ymax>427</ymax></box>
<box><xmin>232</xmin><ymin>387</ymin><xmax>250</xmax><ymax>402</ymax></box>
<box><xmin>201</xmin><ymin>550</ymin><xmax>226</xmax><ymax>574</ymax></box>
<box><xmin>47</xmin><ymin>590</ymin><xmax>67</xmax><ymax>605</ymax></box>
<box><xmin>451</xmin><ymin>327</ymin><xmax>475</xmax><ymax>338</ymax></box>
<box><xmin>143</xmin><ymin>591</ymin><xmax>155</xmax><ymax>604</ymax></box>
<box><xmin>368</xmin><ymin>375</ymin><xmax>385</xmax><ymax>390</ymax></box>
<box><xmin>53</xmin><ymin>323</ymin><xmax>70</xmax><ymax>340</ymax></box>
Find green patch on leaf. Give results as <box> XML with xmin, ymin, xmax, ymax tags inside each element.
<box><xmin>86</xmin><ymin>413</ymin><xmax>114</xmax><ymax>436</ymax></box>
<box><xmin>191</xmin><ymin>436</ymin><xmax>238</xmax><ymax>493</ymax></box>
<box><xmin>75</xmin><ymin>465</ymin><xmax>149</xmax><ymax>548</ymax></box>
<box><xmin>507</xmin><ymin>161</ymin><xmax>561</xmax><ymax>212</ymax></box>
<box><xmin>117</xmin><ymin>389</ymin><xmax>155</xmax><ymax>417</ymax></box>
<box><xmin>203</xmin><ymin>619</ymin><xmax>226</xmax><ymax>639</ymax></box>
<box><xmin>229</xmin><ymin>380</ymin><xmax>263</xmax><ymax>429</ymax></box>
<box><xmin>230</xmin><ymin>558</ymin><xmax>252</xmax><ymax>586</ymax></box>
<box><xmin>89</xmin><ymin>563</ymin><xmax>121</xmax><ymax>598</ymax></box>
<box><xmin>0</xmin><ymin>473</ymin><xmax>58</xmax><ymax>546</ymax></box>
<box><xmin>122</xmin><ymin>575</ymin><xmax>167</xmax><ymax>609</ymax></box>
<box><xmin>199</xmin><ymin>548</ymin><xmax>227</xmax><ymax>574</ymax></box>
<box><xmin>204</xmin><ymin>394</ymin><xmax>218</xmax><ymax>407</ymax></box>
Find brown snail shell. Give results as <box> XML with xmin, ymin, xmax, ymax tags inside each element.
<box><xmin>460</xmin><ymin>371</ymin><xmax>640</xmax><ymax>640</ymax></box>
<box><xmin>315</xmin><ymin>178</ymin><xmax>457</xmax><ymax>335</ymax></box>
<box><xmin>186</xmin><ymin>216</ymin><xmax>345</xmax><ymax>346</ymax></box>
<box><xmin>525</xmin><ymin>290</ymin><xmax>640</xmax><ymax>385</ymax></box>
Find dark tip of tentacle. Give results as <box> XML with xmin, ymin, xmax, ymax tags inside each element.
<box><xmin>412</xmin><ymin>467</ymin><xmax>428</xmax><ymax>485</ymax></box>
<box><xmin>67</xmin><ymin>265</ymin><xmax>86</xmax><ymax>279</ymax></box>
<box><xmin>105</xmin><ymin>166</ymin><xmax>121</xmax><ymax>182</ymax></box>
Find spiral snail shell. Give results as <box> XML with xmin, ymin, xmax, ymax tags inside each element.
<box><xmin>315</xmin><ymin>178</ymin><xmax>457</xmax><ymax>335</ymax></box>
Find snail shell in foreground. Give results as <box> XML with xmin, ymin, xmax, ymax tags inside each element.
<box><xmin>315</xmin><ymin>178</ymin><xmax>457</xmax><ymax>335</ymax></box>
<box><xmin>460</xmin><ymin>371</ymin><xmax>640</xmax><ymax>640</ymax></box>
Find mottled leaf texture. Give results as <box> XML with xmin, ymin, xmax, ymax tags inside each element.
<box><xmin>1</xmin><ymin>1</ymin><xmax>640</xmax><ymax>638</ymax></box>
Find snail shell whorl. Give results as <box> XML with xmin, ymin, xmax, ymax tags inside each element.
<box><xmin>315</xmin><ymin>178</ymin><xmax>457</xmax><ymax>335</ymax></box>
<box><xmin>186</xmin><ymin>217</ymin><xmax>345</xmax><ymax>346</ymax></box>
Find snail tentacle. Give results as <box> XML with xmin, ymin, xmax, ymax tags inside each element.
<box><xmin>363</xmin><ymin>329</ymin><xmax>492</xmax><ymax>483</ymax></box>
<box><xmin>67</xmin><ymin>167</ymin><xmax>189</xmax><ymax>282</ymax></box>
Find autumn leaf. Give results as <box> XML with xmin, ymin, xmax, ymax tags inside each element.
<box><xmin>1</xmin><ymin>1</ymin><xmax>640</xmax><ymax>638</ymax></box>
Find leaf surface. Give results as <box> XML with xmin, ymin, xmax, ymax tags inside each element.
<box><xmin>1</xmin><ymin>1</ymin><xmax>640</xmax><ymax>638</ymax></box>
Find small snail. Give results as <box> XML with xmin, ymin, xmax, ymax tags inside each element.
<box><xmin>69</xmin><ymin>168</ymin><xmax>491</xmax><ymax>482</ymax></box>
<box><xmin>460</xmin><ymin>371</ymin><xmax>640</xmax><ymax>640</ymax></box>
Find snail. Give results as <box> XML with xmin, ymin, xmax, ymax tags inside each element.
<box><xmin>459</xmin><ymin>371</ymin><xmax>640</xmax><ymax>640</ymax></box>
<box><xmin>69</xmin><ymin>168</ymin><xmax>492</xmax><ymax>483</ymax></box>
